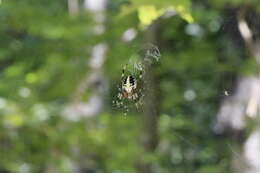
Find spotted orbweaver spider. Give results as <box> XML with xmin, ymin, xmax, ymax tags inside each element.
<box><xmin>117</xmin><ymin>64</ymin><xmax>143</xmax><ymax>102</ymax></box>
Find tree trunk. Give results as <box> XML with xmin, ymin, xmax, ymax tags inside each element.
<box><xmin>137</xmin><ymin>20</ymin><xmax>161</xmax><ymax>173</ymax></box>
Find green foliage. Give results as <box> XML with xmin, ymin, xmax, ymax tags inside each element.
<box><xmin>117</xmin><ymin>0</ymin><xmax>193</xmax><ymax>27</ymax></box>
<box><xmin>0</xmin><ymin>0</ymin><xmax>257</xmax><ymax>172</ymax></box>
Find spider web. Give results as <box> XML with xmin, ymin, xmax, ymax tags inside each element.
<box><xmin>112</xmin><ymin>44</ymin><xmax>161</xmax><ymax>115</ymax></box>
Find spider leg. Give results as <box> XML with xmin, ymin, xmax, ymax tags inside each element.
<box><xmin>118</xmin><ymin>92</ymin><xmax>123</xmax><ymax>100</ymax></box>
<box><xmin>133</xmin><ymin>78</ymin><xmax>137</xmax><ymax>89</ymax></box>
<box><xmin>122</xmin><ymin>63</ymin><xmax>128</xmax><ymax>78</ymax></box>
<box><xmin>132</xmin><ymin>93</ymin><xmax>138</xmax><ymax>100</ymax></box>
<box><xmin>139</xmin><ymin>70</ymin><xmax>143</xmax><ymax>80</ymax></box>
<box><xmin>121</xmin><ymin>66</ymin><xmax>125</xmax><ymax>79</ymax></box>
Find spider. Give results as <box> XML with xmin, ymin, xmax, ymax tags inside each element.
<box><xmin>117</xmin><ymin>64</ymin><xmax>143</xmax><ymax>101</ymax></box>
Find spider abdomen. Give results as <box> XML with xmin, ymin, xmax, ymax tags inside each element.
<box><xmin>123</xmin><ymin>75</ymin><xmax>137</xmax><ymax>94</ymax></box>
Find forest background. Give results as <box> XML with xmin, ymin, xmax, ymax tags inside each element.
<box><xmin>1</xmin><ymin>0</ymin><xmax>260</xmax><ymax>173</ymax></box>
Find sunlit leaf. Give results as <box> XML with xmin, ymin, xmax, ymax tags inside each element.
<box><xmin>119</xmin><ymin>0</ymin><xmax>193</xmax><ymax>26</ymax></box>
